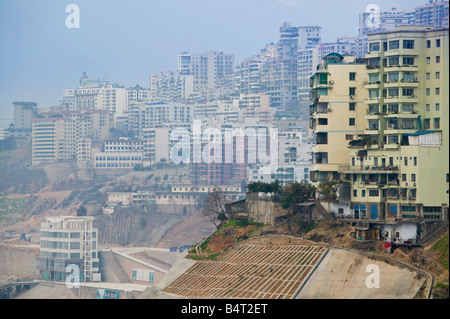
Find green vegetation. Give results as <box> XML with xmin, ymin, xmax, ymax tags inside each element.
<box><xmin>317</xmin><ymin>181</ymin><xmax>337</xmax><ymax>200</ymax></box>
<box><xmin>0</xmin><ymin>196</ymin><xmax>30</xmax><ymax>222</ymax></box>
<box><xmin>247</xmin><ymin>181</ymin><xmax>316</xmax><ymax>209</ymax></box>
<box><xmin>432</xmin><ymin>233</ymin><xmax>449</xmax><ymax>270</ymax></box>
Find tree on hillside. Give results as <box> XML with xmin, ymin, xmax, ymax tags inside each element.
<box><xmin>318</xmin><ymin>181</ymin><xmax>337</xmax><ymax>200</ymax></box>
<box><xmin>281</xmin><ymin>182</ymin><xmax>316</xmax><ymax>209</ymax></box>
<box><xmin>201</xmin><ymin>188</ymin><xmax>232</xmax><ymax>230</ymax></box>
<box><xmin>76</xmin><ymin>205</ymin><xmax>87</xmax><ymax>216</ymax></box>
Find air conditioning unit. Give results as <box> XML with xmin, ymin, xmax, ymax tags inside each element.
<box><xmin>328</xmin><ymin>108</ymin><xmax>332</xmax><ymax>112</ymax></box>
<box><xmin>350</xmin><ymin>95</ymin><xmax>355</xmax><ymax>99</ymax></box>
<box><xmin>329</xmin><ymin>80</ymin><xmax>334</xmax><ymax>85</ymax></box>
<box><xmin>414</xmin><ymin>77</ymin><xmax>419</xmax><ymax>82</ymax></box>
<box><xmin>413</xmin><ymin>182</ymin><xmax>416</xmax><ymax>186</ymax></box>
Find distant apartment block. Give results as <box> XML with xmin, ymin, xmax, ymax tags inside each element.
<box><xmin>75</xmin><ymin>72</ymin><xmax>128</xmax><ymax>122</ymax></box>
<box><xmin>356</xmin><ymin>1</ymin><xmax>449</xmax><ymax>58</ymax></box>
<box><xmin>93</xmin><ymin>137</ymin><xmax>143</xmax><ymax>170</ymax></box>
<box><xmin>13</xmin><ymin>101</ymin><xmax>39</xmax><ymax>130</ymax></box>
<box><xmin>127</xmin><ymin>84</ymin><xmax>151</xmax><ymax>102</ymax></box>
<box><xmin>32</xmin><ymin>110</ymin><xmax>113</xmax><ymax>166</ymax></box>
<box><xmin>37</xmin><ymin>216</ymin><xmax>100</xmax><ymax>282</ymax></box>
<box><xmin>142</xmin><ymin>127</ymin><xmax>171</xmax><ymax>166</ymax></box>
<box><xmin>149</xmin><ymin>71</ymin><xmax>194</xmax><ymax>102</ymax></box>
<box><xmin>177</xmin><ymin>51</ymin><xmax>234</xmax><ymax>96</ymax></box>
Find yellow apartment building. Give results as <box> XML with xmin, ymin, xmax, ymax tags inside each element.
<box><xmin>309</xmin><ymin>53</ymin><xmax>368</xmax><ymax>183</ymax></box>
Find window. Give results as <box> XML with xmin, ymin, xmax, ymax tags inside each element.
<box><xmin>426</xmin><ymin>104</ymin><xmax>430</xmax><ymax>111</ymax></box>
<box><xmin>436</xmin><ymin>56</ymin><xmax>440</xmax><ymax>63</ymax></box>
<box><xmin>426</xmin><ymin>72</ymin><xmax>430</xmax><ymax>80</ymax></box>
<box><xmin>402</xmin><ymin>57</ymin><xmax>414</xmax><ymax>65</ymax></box>
<box><xmin>413</xmin><ymin>157</ymin><xmax>417</xmax><ymax>166</ymax></box>
<box><xmin>388</xmin><ymin>57</ymin><xmax>399</xmax><ymax>66</ymax></box>
<box><xmin>426</xmin><ymin>57</ymin><xmax>430</xmax><ymax>64</ymax></box>
<box><xmin>402</xmin><ymin>104</ymin><xmax>414</xmax><ymax>113</ymax></box>
<box><xmin>369</xmin><ymin>189</ymin><xmax>379</xmax><ymax>197</ymax></box>
<box><xmin>349</xmin><ymin>103</ymin><xmax>356</xmax><ymax>111</ymax></box>
<box><xmin>318</xmin><ymin>118</ymin><xmax>328</xmax><ymax>125</ymax></box>
<box><xmin>369</xmin><ymin>73</ymin><xmax>379</xmax><ymax>83</ymax></box>
<box><xmin>402</xmin><ymin>174</ymin><xmax>407</xmax><ymax>182</ymax></box>
<box><xmin>436</xmin><ymin>72</ymin><xmax>440</xmax><ymax>79</ymax></box>
<box><xmin>353</xmin><ymin>190</ymin><xmax>357</xmax><ymax>197</ymax></box>
<box><xmin>436</xmin><ymin>39</ymin><xmax>441</xmax><ymax>47</ymax></box>
<box><xmin>426</xmin><ymin>88</ymin><xmax>430</xmax><ymax>96</ymax></box>
<box><xmin>424</xmin><ymin>118</ymin><xmax>430</xmax><ymax>129</ymax></box>
<box><xmin>389</xmin><ymin>40</ymin><xmax>399</xmax><ymax>50</ymax></box>
<box><xmin>369</xmin><ymin>42</ymin><xmax>380</xmax><ymax>52</ymax></box>
<box><xmin>362</xmin><ymin>190</ymin><xmax>366</xmax><ymax>197</ymax></box>
<box><xmin>349</xmin><ymin>87</ymin><xmax>356</xmax><ymax>96</ymax></box>
<box><xmin>404</xmin><ymin>157</ymin><xmax>408</xmax><ymax>166</ymax></box>
<box><xmin>383</xmin><ymin>42</ymin><xmax>388</xmax><ymax>51</ymax></box>
<box><xmin>388</xmin><ymin>88</ymin><xmax>399</xmax><ymax>97</ymax></box>
<box><xmin>369</xmin><ymin>89</ymin><xmax>379</xmax><ymax>98</ymax></box>
<box><xmin>435</xmin><ymin>103</ymin><xmax>440</xmax><ymax>111</ymax></box>
<box><xmin>402</xmin><ymin>88</ymin><xmax>414</xmax><ymax>97</ymax></box>
<box><xmin>319</xmin><ymin>73</ymin><xmax>328</xmax><ymax>85</ymax></box>
<box><xmin>434</xmin><ymin>118</ymin><xmax>440</xmax><ymax>129</ymax></box>
<box><xmin>435</xmin><ymin>87</ymin><xmax>440</xmax><ymax>95</ymax></box>
<box><xmin>403</xmin><ymin>40</ymin><xmax>414</xmax><ymax>49</ymax></box>
<box><xmin>403</xmin><ymin>72</ymin><xmax>414</xmax><ymax>82</ymax></box>
<box><xmin>349</xmin><ymin>118</ymin><xmax>355</xmax><ymax>126</ymax></box>
<box><xmin>349</xmin><ymin>72</ymin><xmax>356</xmax><ymax>81</ymax></box>
<box><xmin>426</xmin><ymin>40</ymin><xmax>431</xmax><ymax>48</ymax></box>
<box><xmin>411</xmin><ymin>174</ymin><xmax>416</xmax><ymax>182</ymax></box>
<box><xmin>388</xmin><ymin>72</ymin><xmax>399</xmax><ymax>82</ymax></box>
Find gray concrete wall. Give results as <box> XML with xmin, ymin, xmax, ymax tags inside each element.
<box><xmin>0</xmin><ymin>246</ymin><xmax>39</xmax><ymax>277</ymax></box>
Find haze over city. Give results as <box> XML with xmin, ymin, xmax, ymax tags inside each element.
<box><xmin>0</xmin><ymin>0</ymin><xmax>427</xmax><ymax>127</ymax></box>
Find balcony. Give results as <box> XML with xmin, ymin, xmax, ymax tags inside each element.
<box><xmin>384</xmin><ymin>65</ymin><xmax>419</xmax><ymax>73</ymax></box>
<box><xmin>384</xmin><ymin>49</ymin><xmax>418</xmax><ymax>57</ymax></box>
<box><xmin>365</xmin><ymin>81</ymin><xmax>381</xmax><ymax>89</ymax></box>
<box><xmin>338</xmin><ymin>165</ymin><xmax>399</xmax><ymax>174</ymax></box>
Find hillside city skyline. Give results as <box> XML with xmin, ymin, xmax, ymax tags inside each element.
<box><xmin>0</xmin><ymin>0</ymin><xmax>431</xmax><ymax>127</ymax></box>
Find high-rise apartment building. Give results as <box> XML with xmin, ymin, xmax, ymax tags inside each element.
<box><xmin>356</xmin><ymin>1</ymin><xmax>449</xmax><ymax>58</ymax></box>
<box><xmin>413</xmin><ymin>0</ymin><xmax>449</xmax><ymax>29</ymax></box>
<box><xmin>37</xmin><ymin>216</ymin><xmax>100</xmax><ymax>282</ymax></box>
<box><xmin>32</xmin><ymin>110</ymin><xmax>113</xmax><ymax>166</ymax></box>
<box><xmin>309</xmin><ymin>54</ymin><xmax>368</xmax><ymax>183</ymax></box>
<box><xmin>177</xmin><ymin>51</ymin><xmax>234</xmax><ymax>95</ymax></box>
<box><xmin>149</xmin><ymin>71</ymin><xmax>194</xmax><ymax>102</ymax></box>
<box><xmin>75</xmin><ymin>73</ymin><xmax>128</xmax><ymax>122</ymax></box>
<box><xmin>297</xmin><ymin>26</ymin><xmax>322</xmax><ymax>101</ymax></box>
<box><xmin>13</xmin><ymin>101</ymin><xmax>39</xmax><ymax>130</ymax></box>
<box><xmin>342</xmin><ymin>26</ymin><xmax>449</xmax><ymax>231</ymax></box>
<box><xmin>127</xmin><ymin>85</ymin><xmax>151</xmax><ymax>102</ymax></box>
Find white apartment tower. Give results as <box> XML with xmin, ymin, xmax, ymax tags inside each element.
<box><xmin>38</xmin><ymin>216</ymin><xmax>100</xmax><ymax>282</ymax></box>
<box><xmin>177</xmin><ymin>51</ymin><xmax>234</xmax><ymax>95</ymax></box>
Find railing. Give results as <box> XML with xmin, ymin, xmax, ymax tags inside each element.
<box><xmin>338</xmin><ymin>165</ymin><xmax>399</xmax><ymax>172</ymax></box>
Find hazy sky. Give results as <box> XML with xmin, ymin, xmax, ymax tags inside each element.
<box><xmin>0</xmin><ymin>0</ymin><xmax>428</xmax><ymax>126</ymax></box>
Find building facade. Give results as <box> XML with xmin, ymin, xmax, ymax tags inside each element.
<box><xmin>38</xmin><ymin>216</ymin><xmax>100</xmax><ymax>282</ymax></box>
<box><xmin>309</xmin><ymin>53</ymin><xmax>368</xmax><ymax>183</ymax></box>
